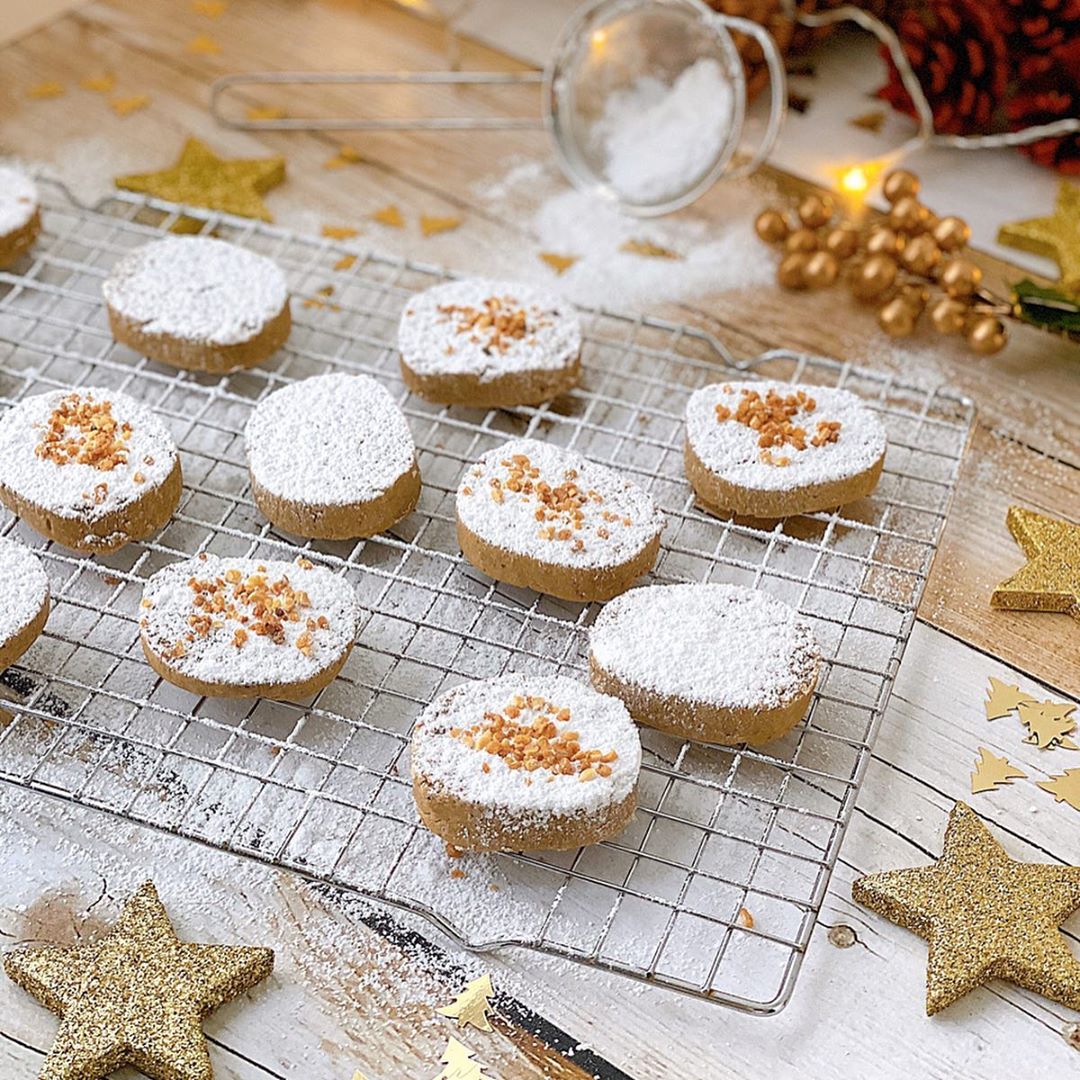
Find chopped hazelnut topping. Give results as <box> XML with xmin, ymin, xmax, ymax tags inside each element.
<box><xmin>438</xmin><ymin>295</ymin><xmax>534</xmax><ymax>354</ymax></box>
<box><xmin>716</xmin><ymin>388</ymin><xmax>842</xmax><ymax>466</ymax></box>
<box><xmin>36</xmin><ymin>393</ymin><xmax>133</xmax><ymax>472</ymax></box>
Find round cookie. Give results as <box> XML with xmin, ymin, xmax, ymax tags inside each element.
<box><xmin>140</xmin><ymin>553</ymin><xmax>359</xmax><ymax>700</ymax></box>
<box><xmin>397</xmin><ymin>278</ymin><xmax>581</xmax><ymax>408</ymax></box>
<box><xmin>589</xmin><ymin>582</ymin><xmax>820</xmax><ymax>746</ymax></box>
<box><xmin>0</xmin><ymin>537</ymin><xmax>49</xmax><ymax>670</ymax></box>
<box><xmin>684</xmin><ymin>381</ymin><xmax>887</xmax><ymax>518</ymax></box>
<box><xmin>410</xmin><ymin>674</ymin><xmax>641</xmax><ymax>852</ymax></box>
<box><xmin>245</xmin><ymin>373</ymin><xmax>420</xmax><ymax>539</ymax></box>
<box><xmin>0</xmin><ymin>168</ymin><xmax>41</xmax><ymax>269</ymax></box>
<box><xmin>103</xmin><ymin>236</ymin><xmax>291</xmax><ymax>373</ymax></box>
<box><xmin>0</xmin><ymin>388</ymin><xmax>182</xmax><ymax>554</ymax></box>
<box><xmin>456</xmin><ymin>437</ymin><xmax>664</xmax><ymax>603</ymax></box>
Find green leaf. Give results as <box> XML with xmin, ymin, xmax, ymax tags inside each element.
<box><xmin>1012</xmin><ymin>278</ymin><xmax>1080</xmax><ymax>336</ymax></box>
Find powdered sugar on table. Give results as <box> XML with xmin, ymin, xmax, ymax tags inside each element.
<box><xmin>457</xmin><ymin>438</ymin><xmax>664</xmax><ymax>570</ymax></box>
<box><xmin>103</xmin><ymin>236</ymin><xmax>288</xmax><ymax>346</ymax></box>
<box><xmin>0</xmin><ymin>168</ymin><xmax>39</xmax><ymax>236</ymax></box>
<box><xmin>0</xmin><ymin>537</ymin><xmax>48</xmax><ymax>646</ymax></box>
<box><xmin>591</xmin><ymin>583</ymin><xmax>820</xmax><ymax>710</ymax></box>
<box><xmin>245</xmin><ymin>373</ymin><xmax>416</xmax><ymax>506</ymax></box>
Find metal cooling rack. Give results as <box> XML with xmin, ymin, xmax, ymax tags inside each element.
<box><xmin>0</xmin><ymin>179</ymin><xmax>973</xmax><ymax>1014</ymax></box>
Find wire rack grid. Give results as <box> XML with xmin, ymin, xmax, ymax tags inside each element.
<box><xmin>0</xmin><ymin>180</ymin><xmax>973</xmax><ymax>1014</ymax></box>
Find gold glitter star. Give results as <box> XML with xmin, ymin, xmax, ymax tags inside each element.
<box><xmin>115</xmin><ymin>137</ymin><xmax>285</xmax><ymax>222</ymax></box>
<box><xmin>991</xmin><ymin>505</ymin><xmax>1080</xmax><ymax>620</ymax></box>
<box><xmin>853</xmin><ymin>802</ymin><xmax>1080</xmax><ymax>1015</ymax></box>
<box><xmin>997</xmin><ymin>182</ymin><xmax>1080</xmax><ymax>293</ymax></box>
<box><xmin>4</xmin><ymin>881</ymin><xmax>273</xmax><ymax>1080</ymax></box>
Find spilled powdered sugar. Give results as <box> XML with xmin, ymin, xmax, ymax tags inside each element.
<box><xmin>410</xmin><ymin>674</ymin><xmax>641</xmax><ymax>815</ymax></box>
<box><xmin>140</xmin><ymin>554</ymin><xmax>359</xmax><ymax>689</ymax></box>
<box><xmin>685</xmin><ymin>381</ymin><xmax>888</xmax><ymax>492</ymax></box>
<box><xmin>0</xmin><ymin>536</ymin><xmax>49</xmax><ymax>646</ymax></box>
<box><xmin>456</xmin><ymin>437</ymin><xmax>664</xmax><ymax>571</ymax></box>
<box><xmin>590</xmin><ymin>582</ymin><xmax>820</xmax><ymax>710</ymax></box>
<box><xmin>245</xmin><ymin>373</ymin><xmax>416</xmax><ymax>505</ymax></box>
<box><xmin>397</xmin><ymin>278</ymin><xmax>581</xmax><ymax>381</ymax></box>
<box><xmin>103</xmin><ymin>236</ymin><xmax>289</xmax><ymax>346</ymax></box>
<box><xmin>0</xmin><ymin>387</ymin><xmax>178</xmax><ymax>521</ymax></box>
<box><xmin>0</xmin><ymin>167</ymin><xmax>39</xmax><ymax>236</ymax></box>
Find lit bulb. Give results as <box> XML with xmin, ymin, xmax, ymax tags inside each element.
<box><xmin>590</xmin><ymin>28</ymin><xmax>609</xmax><ymax>51</ymax></box>
<box><xmin>840</xmin><ymin>166</ymin><xmax>870</xmax><ymax>195</ymax></box>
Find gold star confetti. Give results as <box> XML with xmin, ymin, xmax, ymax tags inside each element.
<box><xmin>186</xmin><ymin>34</ymin><xmax>222</xmax><ymax>55</ymax></box>
<box><xmin>853</xmin><ymin>802</ymin><xmax>1080</xmax><ymax>1015</ymax></box>
<box><xmin>115</xmin><ymin>137</ymin><xmax>285</xmax><ymax>222</ymax></box>
<box><xmin>998</xmin><ymin>182</ymin><xmax>1080</xmax><ymax>292</ymax></box>
<box><xmin>372</xmin><ymin>204</ymin><xmax>405</xmax><ymax>228</ymax></box>
<box><xmin>539</xmin><ymin>252</ymin><xmax>578</xmax><ymax>275</ymax></box>
<box><xmin>1019</xmin><ymin>699</ymin><xmax>1078</xmax><ymax>749</ymax></box>
<box><xmin>620</xmin><ymin>238</ymin><xmax>681</xmax><ymax>259</ymax></box>
<box><xmin>984</xmin><ymin>676</ymin><xmax>1036</xmax><ymax>720</ymax></box>
<box><xmin>322</xmin><ymin>225</ymin><xmax>359</xmax><ymax>240</ymax></box>
<box><xmin>434</xmin><ymin>1037</ymin><xmax>492</xmax><ymax>1080</ymax></box>
<box><xmin>848</xmin><ymin>109</ymin><xmax>886</xmax><ymax>133</ymax></box>
<box><xmin>80</xmin><ymin>73</ymin><xmax>116</xmax><ymax>93</ymax></box>
<box><xmin>109</xmin><ymin>94</ymin><xmax>152</xmax><ymax>118</ymax></box>
<box><xmin>970</xmin><ymin>747</ymin><xmax>1026</xmax><ymax>793</ymax></box>
<box><xmin>28</xmin><ymin>81</ymin><xmax>65</xmax><ymax>99</ymax></box>
<box><xmin>1038</xmin><ymin>769</ymin><xmax>1080</xmax><ymax>811</ymax></box>
<box><xmin>191</xmin><ymin>0</ymin><xmax>227</xmax><ymax>15</ymax></box>
<box><xmin>323</xmin><ymin>145</ymin><xmax>364</xmax><ymax>170</ymax></box>
<box><xmin>334</xmin><ymin>254</ymin><xmax>357</xmax><ymax>271</ymax></box>
<box><xmin>437</xmin><ymin>974</ymin><xmax>495</xmax><ymax>1032</ymax></box>
<box><xmin>246</xmin><ymin>105</ymin><xmax>287</xmax><ymax>121</ymax></box>
<box><xmin>3</xmin><ymin>881</ymin><xmax>273</xmax><ymax>1080</ymax></box>
<box><xmin>991</xmin><ymin>505</ymin><xmax>1080</xmax><ymax>620</ymax></box>
<box><xmin>421</xmin><ymin>215</ymin><xmax>463</xmax><ymax>237</ymax></box>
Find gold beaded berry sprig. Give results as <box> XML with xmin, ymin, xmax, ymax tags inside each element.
<box><xmin>755</xmin><ymin>169</ymin><xmax>1008</xmax><ymax>355</ymax></box>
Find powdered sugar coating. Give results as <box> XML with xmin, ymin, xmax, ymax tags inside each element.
<box><xmin>457</xmin><ymin>438</ymin><xmax>664</xmax><ymax>571</ymax></box>
<box><xmin>0</xmin><ymin>388</ymin><xmax>178</xmax><ymax>522</ymax></box>
<box><xmin>245</xmin><ymin>373</ymin><xmax>417</xmax><ymax>506</ymax></box>
<box><xmin>685</xmin><ymin>381</ymin><xmax>887</xmax><ymax>492</ymax></box>
<box><xmin>397</xmin><ymin>278</ymin><xmax>581</xmax><ymax>381</ymax></box>
<box><xmin>0</xmin><ymin>537</ymin><xmax>48</xmax><ymax>647</ymax></box>
<box><xmin>0</xmin><ymin>168</ymin><xmax>38</xmax><ymax>236</ymax></box>
<box><xmin>590</xmin><ymin>583</ymin><xmax>820</xmax><ymax>710</ymax></box>
<box><xmin>411</xmin><ymin>675</ymin><xmax>641</xmax><ymax>815</ymax></box>
<box><xmin>103</xmin><ymin>236</ymin><xmax>289</xmax><ymax>346</ymax></box>
<box><xmin>140</xmin><ymin>555</ymin><xmax>359</xmax><ymax>690</ymax></box>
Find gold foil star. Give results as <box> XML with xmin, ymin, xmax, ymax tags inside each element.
<box><xmin>115</xmin><ymin>138</ymin><xmax>285</xmax><ymax>222</ymax></box>
<box><xmin>991</xmin><ymin>505</ymin><xmax>1080</xmax><ymax>620</ymax></box>
<box><xmin>998</xmin><ymin>182</ymin><xmax>1080</xmax><ymax>292</ymax></box>
<box><xmin>372</xmin><ymin>204</ymin><xmax>405</xmax><ymax>228</ymax></box>
<box><xmin>437</xmin><ymin>974</ymin><xmax>495</xmax><ymax>1032</ymax></box>
<box><xmin>970</xmin><ymin>747</ymin><xmax>1026</xmax><ymax>793</ymax></box>
<box><xmin>420</xmin><ymin>215</ymin><xmax>463</xmax><ymax>237</ymax></box>
<box><xmin>984</xmin><ymin>676</ymin><xmax>1036</xmax><ymax>720</ymax></box>
<box><xmin>853</xmin><ymin>802</ymin><xmax>1080</xmax><ymax>1015</ymax></box>
<box><xmin>3</xmin><ymin>881</ymin><xmax>273</xmax><ymax>1080</ymax></box>
<box><xmin>1038</xmin><ymin>769</ymin><xmax>1080</xmax><ymax>811</ymax></box>
<box><xmin>1019</xmin><ymin>699</ymin><xmax>1077</xmax><ymax>749</ymax></box>
<box><xmin>538</xmin><ymin>252</ymin><xmax>578</xmax><ymax>276</ymax></box>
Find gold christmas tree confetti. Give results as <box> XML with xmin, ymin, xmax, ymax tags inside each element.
<box><xmin>351</xmin><ymin>1072</ymin><xmax>372</xmax><ymax>1080</ymax></box>
<box><xmin>3</xmin><ymin>881</ymin><xmax>273</xmax><ymax>1080</ymax></box>
<box><xmin>302</xmin><ymin>284</ymin><xmax>340</xmax><ymax>311</ymax></box>
<box><xmin>848</xmin><ymin>109</ymin><xmax>885</xmax><ymax>133</ymax></box>
<box><xmin>1019</xmin><ymin>700</ymin><xmax>1078</xmax><ymax>749</ymax></box>
<box><xmin>970</xmin><ymin>747</ymin><xmax>1026</xmax><ymax>794</ymax></box>
<box><xmin>372</xmin><ymin>204</ymin><xmax>405</xmax><ymax>228</ymax></box>
<box><xmin>434</xmin><ymin>1037</ymin><xmax>492</xmax><ymax>1080</ymax></box>
<box><xmin>421</xmin><ymin>215</ymin><xmax>463</xmax><ymax>237</ymax></box>
<box><xmin>246</xmin><ymin>105</ymin><xmax>287</xmax><ymax>121</ymax></box>
<box><xmin>1038</xmin><ymin>770</ymin><xmax>1080</xmax><ymax>811</ymax></box>
<box><xmin>998</xmin><ymin>182</ymin><xmax>1080</xmax><ymax>293</ymax></box>
<box><xmin>80</xmin><ymin>73</ymin><xmax>116</xmax><ymax>94</ymax></box>
<box><xmin>109</xmin><ymin>94</ymin><xmax>151</xmax><ymax>118</ymax></box>
<box><xmin>853</xmin><ymin>802</ymin><xmax>1080</xmax><ymax>1015</ymax></box>
<box><xmin>620</xmin><ymin>238</ymin><xmax>681</xmax><ymax>259</ymax></box>
<box><xmin>191</xmin><ymin>0</ymin><xmax>227</xmax><ymax>16</ymax></box>
<box><xmin>991</xmin><ymin>505</ymin><xmax>1080</xmax><ymax>620</ymax></box>
<box><xmin>334</xmin><ymin>254</ymin><xmax>357</xmax><ymax>271</ymax></box>
<box><xmin>186</xmin><ymin>33</ymin><xmax>222</xmax><ymax>55</ymax></box>
<box><xmin>322</xmin><ymin>225</ymin><xmax>359</xmax><ymax>240</ymax></box>
<box><xmin>28</xmin><ymin>81</ymin><xmax>65</xmax><ymax>99</ymax></box>
<box><xmin>539</xmin><ymin>252</ymin><xmax>578</xmax><ymax>275</ymax></box>
<box><xmin>437</xmin><ymin>974</ymin><xmax>495</xmax><ymax>1032</ymax></box>
<box><xmin>323</xmin><ymin>145</ymin><xmax>364</xmax><ymax>170</ymax></box>
<box><xmin>984</xmin><ymin>676</ymin><xmax>1037</xmax><ymax>720</ymax></box>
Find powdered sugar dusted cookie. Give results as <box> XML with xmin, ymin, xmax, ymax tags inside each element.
<box><xmin>398</xmin><ymin>278</ymin><xmax>581</xmax><ymax>407</ymax></box>
<box><xmin>685</xmin><ymin>381</ymin><xmax>887</xmax><ymax>518</ymax></box>
<box><xmin>0</xmin><ymin>388</ymin><xmax>181</xmax><ymax>554</ymax></box>
<box><xmin>0</xmin><ymin>168</ymin><xmax>41</xmax><ymax>269</ymax></box>
<box><xmin>590</xmin><ymin>582</ymin><xmax>820</xmax><ymax>746</ymax></box>
<box><xmin>245</xmin><ymin>373</ymin><xmax>420</xmax><ymax>539</ymax></box>
<box><xmin>456</xmin><ymin>438</ymin><xmax>664</xmax><ymax>602</ymax></box>
<box><xmin>411</xmin><ymin>674</ymin><xmax>641</xmax><ymax>852</ymax></box>
<box><xmin>140</xmin><ymin>553</ymin><xmax>359</xmax><ymax>700</ymax></box>
<box><xmin>0</xmin><ymin>537</ymin><xmax>49</xmax><ymax>670</ymax></box>
<box><xmin>103</xmin><ymin>236</ymin><xmax>291</xmax><ymax>373</ymax></box>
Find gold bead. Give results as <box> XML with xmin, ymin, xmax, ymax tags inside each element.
<box><xmin>929</xmin><ymin>297</ymin><xmax>967</xmax><ymax>334</ymax></box>
<box><xmin>824</xmin><ymin>223</ymin><xmax>860</xmax><ymax>259</ymax></box>
<box><xmin>889</xmin><ymin>195</ymin><xmax>929</xmax><ymax>234</ymax></box>
<box><xmin>804</xmin><ymin>250</ymin><xmax>840</xmax><ymax>288</ymax></box>
<box><xmin>755</xmin><ymin>209</ymin><xmax>790</xmax><ymax>244</ymax></box>
<box><xmin>866</xmin><ymin>226</ymin><xmax>904</xmax><ymax>257</ymax></box>
<box><xmin>882</xmin><ymin>169</ymin><xmax>920</xmax><ymax>204</ymax></box>
<box><xmin>967</xmin><ymin>315</ymin><xmax>1007</xmax><ymax>354</ymax></box>
<box><xmin>901</xmin><ymin>233</ymin><xmax>942</xmax><ymax>276</ymax></box>
<box><xmin>900</xmin><ymin>283</ymin><xmax>930</xmax><ymax>314</ymax></box>
<box><xmin>940</xmin><ymin>258</ymin><xmax>982</xmax><ymax>298</ymax></box>
<box><xmin>778</xmin><ymin>252</ymin><xmax>810</xmax><ymax>289</ymax></box>
<box><xmin>933</xmin><ymin>215</ymin><xmax>970</xmax><ymax>251</ymax></box>
<box><xmin>798</xmin><ymin>193</ymin><xmax>835</xmax><ymax>229</ymax></box>
<box><xmin>878</xmin><ymin>296</ymin><xmax>918</xmax><ymax>337</ymax></box>
<box><xmin>851</xmin><ymin>254</ymin><xmax>898</xmax><ymax>300</ymax></box>
<box><xmin>785</xmin><ymin>228</ymin><xmax>819</xmax><ymax>254</ymax></box>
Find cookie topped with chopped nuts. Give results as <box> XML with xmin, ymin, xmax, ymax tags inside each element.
<box><xmin>140</xmin><ymin>553</ymin><xmax>359</xmax><ymax>700</ymax></box>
